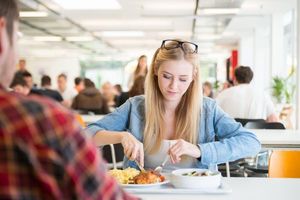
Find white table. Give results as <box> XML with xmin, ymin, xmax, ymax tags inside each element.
<box><xmin>253</xmin><ymin>129</ymin><xmax>300</xmax><ymax>149</ymax></box>
<box><xmin>81</xmin><ymin>115</ymin><xmax>104</xmax><ymax>125</ymax></box>
<box><xmin>128</xmin><ymin>178</ymin><xmax>300</xmax><ymax>200</ymax></box>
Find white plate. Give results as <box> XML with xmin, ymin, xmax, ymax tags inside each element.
<box><xmin>125</xmin><ymin>182</ymin><xmax>232</xmax><ymax>194</ymax></box>
<box><xmin>121</xmin><ymin>180</ymin><xmax>169</xmax><ymax>188</ymax></box>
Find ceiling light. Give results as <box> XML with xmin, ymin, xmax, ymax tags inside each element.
<box><xmin>101</xmin><ymin>31</ymin><xmax>145</xmax><ymax>37</ymax></box>
<box><xmin>200</xmin><ymin>8</ymin><xmax>240</xmax><ymax>15</ymax></box>
<box><xmin>33</xmin><ymin>36</ymin><xmax>63</xmax><ymax>42</ymax></box>
<box><xmin>66</xmin><ymin>36</ymin><xmax>94</xmax><ymax>41</ymax></box>
<box><xmin>143</xmin><ymin>2</ymin><xmax>194</xmax><ymax>10</ymax></box>
<box><xmin>52</xmin><ymin>0</ymin><xmax>121</xmax><ymax>10</ymax></box>
<box><xmin>20</xmin><ymin>11</ymin><xmax>48</xmax><ymax>17</ymax></box>
<box><xmin>197</xmin><ymin>34</ymin><xmax>221</xmax><ymax>40</ymax></box>
<box><xmin>158</xmin><ymin>31</ymin><xmax>192</xmax><ymax>38</ymax></box>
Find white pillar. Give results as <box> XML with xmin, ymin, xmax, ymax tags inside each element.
<box><xmin>296</xmin><ymin>0</ymin><xmax>300</xmax><ymax>129</ymax></box>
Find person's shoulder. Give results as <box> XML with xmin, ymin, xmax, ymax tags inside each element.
<box><xmin>203</xmin><ymin>96</ymin><xmax>217</xmax><ymax>110</ymax></box>
<box><xmin>128</xmin><ymin>95</ymin><xmax>145</xmax><ymax>104</ymax></box>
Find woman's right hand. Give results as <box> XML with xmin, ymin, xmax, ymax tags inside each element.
<box><xmin>120</xmin><ymin>132</ymin><xmax>144</xmax><ymax>166</ymax></box>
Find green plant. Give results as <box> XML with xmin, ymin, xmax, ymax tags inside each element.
<box><xmin>271</xmin><ymin>68</ymin><xmax>296</xmax><ymax>104</ymax></box>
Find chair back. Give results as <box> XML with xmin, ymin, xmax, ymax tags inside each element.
<box><xmin>268</xmin><ymin>151</ymin><xmax>300</xmax><ymax>178</ymax></box>
<box><xmin>244</xmin><ymin>121</ymin><xmax>285</xmax><ymax>129</ymax></box>
<box><xmin>75</xmin><ymin>114</ymin><xmax>86</xmax><ymax>128</ymax></box>
<box><xmin>102</xmin><ymin>143</ymin><xmax>124</xmax><ymax>169</ymax></box>
<box><xmin>235</xmin><ymin>118</ymin><xmax>265</xmax><ymax>126</ymax></box>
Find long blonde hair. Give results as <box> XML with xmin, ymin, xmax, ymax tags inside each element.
<box><xmin>144</xmin><ymin>40</ymin><xmax>202</xmax><ymax>154</ymax></box>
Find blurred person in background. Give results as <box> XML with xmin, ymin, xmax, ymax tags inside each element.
<box><xmin>9</xmin><ymin>74</ymin><xmax>30</xmax><ymax>95</ymax></box>
<box><xmin>114</xmin><ymin>84</ymin><xmax>123</xmax><ymax>96</ymax></box>
<box><xmin>86</xmin><ymin>39</ymin><xmax>260</xmax><ymax>170</ymax></box>
<box><xmin>15</xmin><ymin>58</ymin><xmax>30</xmax><ymax>78</ymax></box>
<box><xmin>0</xmin><ymin>1</ymin><xmax>137</xmax><ymax>199</ymax></box>
<box><xmin>202</xmin><ymin>81</ymin><xmax>214</xmax><ymax>98</ymax></box>
<box><xmin>101</xmin><ymin>81</ymin><xmax>117</xmax><ymax>108</ymax></box>
<box><xmin>22</xmin><ymin>71</ymin><xmax>41</xmax><ymax>95</ymax></box>
<box><xmin>72</xmin><ymin>78</ymin><xmax>110</xmax><ymax>114</ymax></box>
<box><xmin>216</xmin><ymin>66</ymin><xmax>279</xmax><ymax>122</ymax></box>
<box><xmin>128</xmin><ymin>55</ymin><xmax>148</xmax><ymax>88</ymax></box>
<box><xmin>40</xmin><ymin>75</ymin><xmax>63</xmax><ymax>102</ymax></box>
<box><xmin>57</xmin><ymin>73</ymin><xmax>77</xmax><ymax>107</ymax></box>
<box><xmin>74</xmin><ymin>76</ymin><xmax>85</xmax><ymax>93</ymax></box>
<box><xmin>117</xmin><ymin>75</ymin><xmax>146</xmax><ymax>107</ymax></box>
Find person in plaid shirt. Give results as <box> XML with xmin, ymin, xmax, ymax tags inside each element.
<box><xmin>0</xmin><ymin>0</ymin><xmax>137</xmax><ymax>199</ymax></box>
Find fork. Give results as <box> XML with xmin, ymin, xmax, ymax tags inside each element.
<box><xmin>154</xmin><ymin>156</ymin><xmax>169</xmax><ymax>173</ymax></box>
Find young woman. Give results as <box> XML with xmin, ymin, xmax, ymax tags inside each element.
<box><xmin>86</xmin><ymin>39</ymin><xmax>260</xmax><ymax>171</ymax></box>
<box><xmin>127</xmin><ymin>55</ymin><xmax>148</xmax><ymax>88</ymax></box>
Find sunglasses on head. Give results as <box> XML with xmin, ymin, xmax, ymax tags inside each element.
<box><xmin>160</xmin><ymin>39</ymin><xmax>198</xmax><ymax>54</ymax></box>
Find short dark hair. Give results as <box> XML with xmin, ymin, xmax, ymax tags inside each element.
<box><xmin>10</xmin><ymin>75</ymin><xmax>27</xmax><ymax>88</ymax></box>
<box><xmin>41</xmin><ymin>75</ymin><xmax>51</xmax><ymax>86</ymax></box>
<box><xmin>84</xmin><ymin>78</ymin><xmax>95</xmax><ymax>88</ymax></box>
<box><xmin>234</xmin><ymin>66</ymin><xmax>253</xmax><ymax>84</ymax></box>
<box><xmin>74</xmin><ymin>77</ymin><xmax>83</xmax><ymax>85</ymax></box>
<box><xmin>58</xmin><ymin>73</ymin><xmax>67</xmax><ymax>80</ymax></box>
<box><xmin>22</xmin><ymin>71</ymin><xmax>32</xmax><ymax>78</ymax></box>
<box><xmin>0</xmin><ymin>0</ymin><xmax>19</xmax><ymax>44</ymax></box>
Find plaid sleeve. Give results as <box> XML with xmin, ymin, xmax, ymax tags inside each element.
<box><xmin>49</xmin><ymin>105</ymin><xmax>138</xmax><ymax>200</ymax></box>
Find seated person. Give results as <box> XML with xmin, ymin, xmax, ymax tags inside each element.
<box><xmin>117</xmin><ymin>75</ymin><xmax>145</xmax><ymax>107</ymax></box>
<box><xmin>85</xmin><ymin>39</ymin><xmax>261</xmax><ymax>171</ymax></box>
<box><xmin>39</xmin><ymin>75</ymin><xmax>64</xmax><ymax>102</ymax></box>
<box><xmin>0</xmin><ymin>0</ymin><xmax>137</xmax><ymax>199</ymax></box>
<box><xmin>216</xmin><ymin>66</ymin><xmax>279</xmax><ymax>122</ymax></box>
<box><xmin>9</xmin><ymin>74</ymin><xmax>30</xmax><ymax>95</ymax></box>
<box><xmin>72</xmin><ymin>78</ymin><xmax>110</xmax><ymax>114</ymax></box>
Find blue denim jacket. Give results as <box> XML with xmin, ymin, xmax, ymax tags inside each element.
<box><xmin>86</xmin><ymin>95</ymin><xmax>261</xmax><ymax>169</ymax></box>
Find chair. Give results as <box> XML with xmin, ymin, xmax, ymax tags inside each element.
<box><xmin>244</xmin><ymin>121</ymin><xmax>285</xmax><ymax>129</ymax></box>
<box><xmin>75</xmin><ymin>114</ymin><xmax>86</xmax><ymax>128</ymax></box>
<box><xmin>234</xmin><ymin>118</ymin><xmax>265</xmax><ymax>126</ymax></box>
<box><xmin>244</xmin><ymin>121</ymin><xmax>285</xmax><ymax>177</ymax></box>
<box><xmin>101</xmin><ymin>143</ymin><xmax>124</xmax><ymax>169</ymax></box>
<box><xmin>269</xmin><ymin>151</ymin><xmax>300</xmax><ymax>178</ymax></box>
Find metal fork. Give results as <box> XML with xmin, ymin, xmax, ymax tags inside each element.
<box><xmin>154</xmin><ymin>156</ymin><xmax>169</xmax><ymax>173</ymax></box>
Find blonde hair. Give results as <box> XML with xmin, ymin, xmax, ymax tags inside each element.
<box><xmin>144</xmin><ymin>40</ymin><xmax>202</xmax><ymax>154</ymax></box>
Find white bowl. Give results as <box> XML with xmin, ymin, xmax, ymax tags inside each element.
<box><xmin>170</xmin><ymin>168</ymin><xmax>221</xmax><ymax>189</ymax></box>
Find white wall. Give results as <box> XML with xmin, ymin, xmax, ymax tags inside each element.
<box><xmin>25</xmin><ymin>57</ymin><xmax>81</xmax><ymax>89</ymax></box>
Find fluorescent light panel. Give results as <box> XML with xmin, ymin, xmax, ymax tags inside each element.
<box><xmin>52</xmin><ymin>0</ymin><xmax>121</xmax><ymax>10</ymax></box>
<box><xmin>66</xmin><ymin>36</ymin><xmax>94</xmax><ymax>41</ymax></box>
<box><xmin>143</xmin><ymin>1</ymin><xmax>194</xmax><ymax>10</ymax></box>
<box><xmin>100</xmin><ymin>31</ymin><xmax>145</xmax><ymax>37</ymax></box>
<box><xmin>33</xmin><ymin>36</ymin><xmax>62</xmax><ymax>42</ymax></box>
<box><xmin>20</xmin><ymin>11</ymin><xmax>48</xmax><ymax>17</ymax></box>
<box><xmin>200</xmin><ymin>8</ymin><xmax>240</xmax><ymax>15</ymax></box>
<box><xmin>196</xmin><ymin>34</ymin><xmax>221</xmax><ymax>40</ymax></box>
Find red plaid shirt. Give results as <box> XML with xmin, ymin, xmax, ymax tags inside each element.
<box><xmin>0</xmin><ymin>86</ymin><xmax>137</xmax><ymax>200</ymax></box>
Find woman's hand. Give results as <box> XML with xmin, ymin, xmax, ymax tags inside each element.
<box><xmin>120</xmin><ymin>132</ymin><xmax>144</xmax><ymax>166</ymax></box>
<box><xmin>168</xmin><ymin>139</ymin><xmax>201</xmax><ymax>164</ymax></box>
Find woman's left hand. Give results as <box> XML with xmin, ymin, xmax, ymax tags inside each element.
<box><xmin>168</xmin><ymin>139</ymin><xmax>201</xmax><ymax>164</ymax></box>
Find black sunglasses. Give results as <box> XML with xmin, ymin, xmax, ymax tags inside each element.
<box><xmin>161</xmin><ymin>39</ymin><xmax>198</xmax><ymax>54</ymax></box>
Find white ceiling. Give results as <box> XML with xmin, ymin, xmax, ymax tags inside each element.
<box><xmin>18</xmin><ymin>0</ymin><xmax>296</xmax><ymax>60</ymax></box>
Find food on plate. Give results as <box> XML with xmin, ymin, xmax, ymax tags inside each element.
<box><xmin>108</xmin><ymin>167</ymin><xmax>140</xmax><ymax>184</ymax></box>
<box><xmin>182</xmin><ymin>170</ymin><xmax>218</xmax><ymax>176</ymax></box>
<box><xmin>133</xmin><ymin>170</ymin><xmax>165</xmax><ymax>184</ymax></box>
<box><xmin>109</xmin><ymin>168</ymin><xmax>165</xmax><ymax>184</ymax></box>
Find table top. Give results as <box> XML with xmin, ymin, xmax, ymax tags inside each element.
<box><xmin>253</xmin><ymin>129</ymin><xmax>300</xmax><ymax>148</ymax></box>
<box><xmin>127</xmin><ymin>177</ymin><xmax>300</xmax><ymax>200</ymax></box>
<box><xmin>81</xmin><ymin>114</ymin><xmax>104</xmax><ymax>124</ymax></box>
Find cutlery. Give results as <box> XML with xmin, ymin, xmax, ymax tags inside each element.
<box><xmin>154</xmin><ymin>156</ymin><xmax>169</xmax><ymax>173</ymax></box>
<box><xmin>135</xmin><ymin>160</ymin><xmax>145</xmax><ymax>172</ymax></box>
